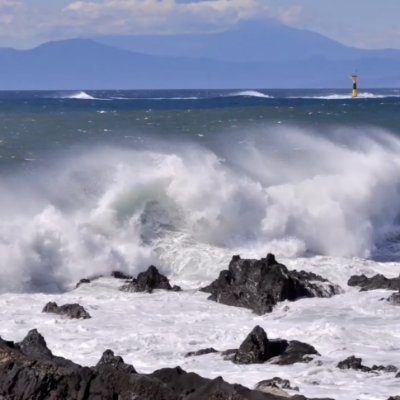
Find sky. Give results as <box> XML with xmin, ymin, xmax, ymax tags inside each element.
<box><xmin>0</xmin><ymin>0</ymin><xmax>399</xmax><ymax>49</ymax></box>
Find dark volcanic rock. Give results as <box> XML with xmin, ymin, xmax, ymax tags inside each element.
<box><xmin>387</xmin><ymin>397</ymin><xmax>400</xmax><ymax>400</ymax></box>
<box><xmin>234</xmin><ymin>326</ymin><xmax>288</xmax><ymax>364</ymax></box>
<box><xmin>42</xmin><ymin>301</ymin><xmax>91</xmax><ymax>319</ymax></box>
<box><xmin>111</xmin><ymin>270</ymin><xmax>133</xmax><ymax>280</ymax></box>
<box><xmin>185</xmin><ymin>347</ymin><xmax>219</xmax><ymax>357</ymax></box>
<box><xmin>348</xmin><ymin>274</ymin><xmax>400</xmax><ymax>291</ymax></box>
<box><xmin>97</xmin><ymin>349</ymin><xmax>136</xmax><ymax>373</ymax></box>
<box><xmin>202</xmin><ymin>254</ymin><xmax>340</xmax><ymax>314</ymax></box>
<box><xmin>337</xmin><ymin>356</ymin><xmax>370</xmax><ymax>372</ymax></box>
<box><xmin>388</xmin><ymin>291</ymin><xmax>400</xmax><ymax>305</ymax></box>
<box><xmin>337</xmin><ymin>356</ymin><xmax>398</xmax><ymax>374</ymax></box>
<box><xmin>255</xmin><ymin>377</ymin><xmax>299</xmax><ymax>392</ymax></box>
<box><xmin>0</xmin><ymin>329</ymin><xmax>330</xmax><ymax>400</ymax></box>
<box><xmin>271</xmin><ymin>340</ymin><xmax>319</xmax><ymax>365</ymax></box>
<box><xmin>233</xmin><ymin>326</ymin><xmax>318</xmax><ymax>365</ymax></box>
<box><xmin>120</xmin><ymin>265</ymin><xmax>182</xmax><ymax>293</ymax></box>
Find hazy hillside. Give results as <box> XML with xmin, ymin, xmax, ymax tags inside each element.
<box><xmin>0</xmin><ymin>22</ymin><xmax>400</xmax><ymax>89</ymax></box>
<box><xmin>93</xmin><ymin>20</ymin><xmax>400</xmax><ymax>63</ymax></box>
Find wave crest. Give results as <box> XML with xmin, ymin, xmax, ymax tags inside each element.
<box><xmin>2</xmin><ymin>126</ymin><xmax>400</xmax><ymax>292</ymax></box>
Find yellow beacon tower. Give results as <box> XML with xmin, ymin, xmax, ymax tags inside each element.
<box><xmin>351</xmin><ymin>74</ymin><xmax>358</xmax><ymax>98</ymax></box>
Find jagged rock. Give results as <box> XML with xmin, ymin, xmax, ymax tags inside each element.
<box><xmin>0</xmin><ymin>330</ymin><xmax>331</xmax><ymax>400</ymax></box>
<box><xmin>233</xmin><ymin>326</ymin><xmax>318</xmax><ymax>365</ymax></box>
<box><xmin>337</xmin><ymin>356</ymin><xmax>398</xmax><ymax>373</ymax></box>
<box><xmin>97</xmin><ymin>349</ymin><xmax>137</xmax><ymax>373</ymax></box>
<box><xmin>255</xmin><ymin>377</ymin><xmax>299</xmax><ymax>395</ymax></box>
<box><xmin>388</xmin><ymin>292</ymin><xmax>400</xmax><ymax>305</ymax></box>
<box><xmin>202</xmin><ymin>254</ymin><xmax>341</xmax><ymax>314</ymax></box>
<box><xmin>337</xmin><ymin>356</ymin><xmax>370</xmax><ymax>372</ymax></box>
<box><xmin>42</xmin><ymin>301</ymin><xmax>91</xmax><ymax>319</ymax></box>
<box><xmin>348</xmin><ymin>274</ymin><xmax>400</xmax><ymax>291</ymax></box>
<box><xmin>372</xmin><ymin>364</ymin><xmax>398</xmax><ymax>373</ymax></box>
<box><xmin>271</xmin><ymin>340</ymin><xmax>319</xmax><ymax>365</ymax></box>
<box><xmin>111</xmin><ymin>271</ymin><xmax>133</xmax><ymax>280</ymax></box>
<box><xmin>120</xmin><ymin>265</ymin><xmax>182</xmax><ymax>293</ymax></box>
<box><xmin>234</xmin><ymin>326</ymin><xmax>287</xmax><ymax>364</ymax></box>
<box><xmin>387</xmin><ymin>397</ymin><xmax>400</xmax><ymax>400</ymax></box>
<box><xmin>185</xmin><ymin>347</ymin><xmax>219</xmax><ymax>357</ymax></box>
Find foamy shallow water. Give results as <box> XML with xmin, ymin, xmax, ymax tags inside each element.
<box><xmin>0</xmin><ymin>257</ymin><xmax>399</xmax><ymax>400</ymax></box>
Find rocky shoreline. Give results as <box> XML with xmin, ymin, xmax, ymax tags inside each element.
<box><xmin>1</xmin><ymin>254</ymin><xmax>399</xmax><ymax>399</ymax></box>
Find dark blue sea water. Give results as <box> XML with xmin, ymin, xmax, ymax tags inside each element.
<box><xmin>1</xmin><ymin>88</ymin><xmax>400</xmax><ymax>292</ymax></box>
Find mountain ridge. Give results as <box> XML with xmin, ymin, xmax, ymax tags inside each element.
<box><xmin>0</xmin><ymin>22</ymin><xmax>400</xmax><ymax>89</ymax></box>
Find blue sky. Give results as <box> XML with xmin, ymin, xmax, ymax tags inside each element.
<box><xmin>1</xmin><ymin>0</ymin><xmax>399</xmax><ymax>49</ymax></box>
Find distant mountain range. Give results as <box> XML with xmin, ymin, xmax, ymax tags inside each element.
<box><xmin>1</xmin><ymin>20</ymin><xmax>400</xmax><ymax>89</ymax></box>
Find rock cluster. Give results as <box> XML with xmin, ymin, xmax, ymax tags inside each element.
<box><xmin>337</xmin><ymin>356</ymin><xmax>398</xmax><ymax>373</ymax></box>
<box><xmin>0</xmin><ymin>329</ymin><xmax>331</xmax><ymax>400</ymax></box>
<box><xmin>120</xmin><ymin>265</ymin><xmax>181</xmax><ymax>293</ymax></box>
<box><xmin>233</xmin><ymin>326</ymin><xmax>319</xmax><ymax>365</ymax></box>
<box><xmin>202</xmin><ymin>254</ymin><xmax>340</xmax><ymax>314</ymax></box>
<box><xmin>185</xmin><ymin>326</ymin><xmax>319</xmax><ymax>366</ymax></box>
<box><xmin>42</xmin><ymin>302</ymin><xmax>91</xmax><ymax>319</ymax></box>
<box><xmin>348</xmin><ymin>274</ymin><xmax>400</xmax><ymax>291</ymax></box>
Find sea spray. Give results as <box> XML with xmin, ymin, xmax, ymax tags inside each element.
<box><xmin>1</xmin><ymin>126</ymin><xmax>400</xmax><ymax>292</ymax></box>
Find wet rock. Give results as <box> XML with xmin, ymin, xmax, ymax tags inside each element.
<box><xmin>348</xmin><ymin>274</ymin><xmax>400</xmax><ymax>291</ymax></box>
<box><xmin>96</xmin><ymin>349</ymin><xmax>136</xmax><ymax>373</ymax></box>
<box><xmin>271</xmin><ymin>340</ymin><xmax>319</xmax><ymax>365</ymax></box>
<box><xmin>337</xmin><ymin>356</ymin><xmax>398</xmax><ymax>373</ymax></box>
<box><xmin>120</xmin><ymin>265</ymin><xmax>181</xmax><ymax>293</ymax></box>
<box><xmin>0</xmin><ymin>330</ymin><xmax>331</xmax><ymax>400</ymax></box>
<box><xmin>185</xmin><ymin>347</ymin><xmax>219</xmax><ymax>357</ymax></box>
<box><xmin>42</xmin><ymin>301</ymin><xmax>91</xmax><ymax>319</ymax></box>
<box><xmin>234</xmin><ymin>326</ymin><xmax>287</xmax><ymax>364</ymax></box>
<box><xmin>387</xmin><ymin>397</ymin><xmax>400</xmax><ymax>400</ymax></box>
<box><xmin>111</xmin><ymin>271</ymin><xmax>133</xmax><ymax>280</ymax></box>
<box><xmin>233</xmin><ymin>326</ymin><xmax>318</xmax><ymax>365</ymax></box>
<box><xmin>202</xmin><ymin>254</ymin><xmax>341</xmax><ymax>314</ymax></box>
<box><xmin>255</xmin><ymin>377</ymin><xmax>299</xmax><ymax>394</ymax></box>
<box><xmin>387</xmin><ymin>291</ymin><xmax>400</xmax><ymax>305</ymax></box>
<box><xmin>372</xmin><ymin>364</ymin><xmax>398</xmax><ymax>373</ymax></box>
<box><xmin>337</xmin><ymin>356</ymin><xmax>370</xmax><ymax>372</ymax></box>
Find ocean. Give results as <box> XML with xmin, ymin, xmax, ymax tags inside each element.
<box><xmin>0</xmin><ymin>89</ymin><xmax>400</xmax><ymax>399</ymax></box>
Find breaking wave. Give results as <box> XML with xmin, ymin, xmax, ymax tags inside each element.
<box><xmin>292</xmin><ymin>92</ymin><xmax>398</xmax><ymax>100</ymax></box>
<box><xmin>62</xmin><ymin>91</ymin><xmax>103</xmax><ymax>100</ymax></box>
<box><xmin>227</xmin><ymin>90</ymin><xmax>272</xmax><ymax>98</ymax></box>
<box><xmin>2</xmin><ymin>126</ymin><xmax>400</xmax><ymax>292</ymax></box>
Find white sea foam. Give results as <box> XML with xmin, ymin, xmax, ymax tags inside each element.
<box><xmin>111</xmin><ymin>96</ymin><xmax>199</xmax><ymax>100</ymax></box>
<box><xmin>0</xmin><ymin>268</ymin><xmax>399</xmax><ymax>400</ymax></box>
<box><xmin>62</xmin><ymin>91</ymin><xmax>102</xmax><ymax>100</ymax></box>
<box><xmin>227</xmin><ymin>90</ymin><xmax>272</xmax><ymax>98</ymax></box>
<box><xmin>292</xmin><ymin>92</ymin><xmax>398</xmax><ymax>100</ymax></box>
<box><xmin>1</xmin><ymin>126</ymin><xmax>400</xmax><ymax>292</ymax></box>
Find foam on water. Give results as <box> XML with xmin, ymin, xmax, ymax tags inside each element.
<box><xmin>227</xmin><ymin>90</ymin><xmax>272</xmax><ymax>98</ymax></box>
<box><xmin>292</xmin><ymin>92</ymin><xmax>398</xmax><ymax>100</ymax></box>
<box><xmin>1</xmin><ymin>125</ymin><xmax>400</xmax><ymax>293</ymax></box>
<box><xmin>62</xmin><ymin>91</ymin><xmax>103</xmax><ymax>100</ymax></box>
<box><xmin>0</xmin><ymin>266</ymin><xmax>399</xmax><ymax>400</ymax></box>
